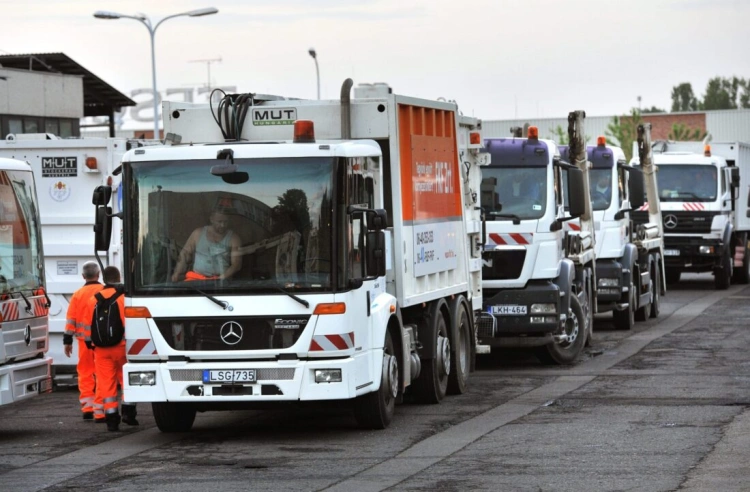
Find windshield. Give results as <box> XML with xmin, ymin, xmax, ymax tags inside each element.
<box><xmin>129</xmin><ymin>158</ymin><xmax>334</xmax><ymax>295</ymax></box>
<box><xmin>0</xmin><ymin>170</ymin><xmax>44</xmax><ymax>294</ymax></box>
<box><xmin>657</xmin><ymin>164</ymin><xmax>717</xmax><ymax>202</ymax></box>
<box><xmin>589</xmin><ymin>168</ymin><xmax>613</xmax><ymax>211</ymax></box>
<box><xmin>481</xmin><ymin>166</ymin><xmax>547</xmax><ymax>220</ymax></box>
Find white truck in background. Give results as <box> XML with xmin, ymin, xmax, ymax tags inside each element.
<box><xmin>0</xmin><ymin>135</ymin><xmax>152</xmax><ymax>378</ymax></box>
<box><xmin>93</xmin><ymin>80</ymin><xmax>488</xmax><ymax>431</ymax></box>
<box><xmin>631</xmin><ymin>139</ymin><xmax>750</xmax><ymax>289</ymax></box>
<box><xmin>561</xmin><ymin>123</ymin><xmax>665</xmax><ymax>330</ymax></box>
<box><xmin>478</xmin><ymin>111</ymin><xmax>594</xmax><ymax>365</ymax></box>
<box><xmin>0</xmin><ymin>158</ymin><xmax>53</xmax><ymax>405</ymax></box>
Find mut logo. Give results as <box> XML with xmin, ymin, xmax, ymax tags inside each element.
<box><xmin>252</xmin><ymin>108</ymin><xmax>297</xmax><ymax>126</ymax></box>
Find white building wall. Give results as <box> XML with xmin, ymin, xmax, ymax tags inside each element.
<box><xmin>483</xmin><ymin>115</ymin><xmax>613</xmax><ymax>144</ymax></box>
<box><xmin>706</xmin><ymin>109</ymin><xmax>750</xmax><ymax>142</ymax></box>
<box><xmin>0</xmin><ymin>68</ymin><xmax>83</xmax><ymax>118</ymax></box>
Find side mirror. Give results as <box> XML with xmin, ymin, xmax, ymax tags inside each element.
<box><xmin>92</xmin><ymin>185</ymin><xmax>112</xmax><ymax>206</ymax></box>
<box><xmin>366</xmin><ymin>231</ymin><xmax>386</xmax><ymax>277</ymax></box>
<box><xmin>94</xmin><ymin>206</ymin><xmax>113</xmax><ymax>252</ymax></box>
<box><xmin>628</xmin><ymin>168</ymin><xmax>646</xmax><ymax>210</ymax></box>
<box><xmin>731</xmin><ymin>167</ymin><xmax>740</xmax><ymax>188</ymax></box>
<box><xmin>567</xmin><ymin>167</ymin><xmax>586</xmax><ymax>218</ymax></box>
<box><xmin>366</xmin><ymin>209</ymin><xmax>388</xmax><ymax>231</ymax></box>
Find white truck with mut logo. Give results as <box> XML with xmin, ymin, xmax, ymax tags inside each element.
<box><xmin>92</xmin><ymin>80</ymin><xmax>488</xmax><ymax>431</ymax></box>
<box><xmin>0</xmin><ymin>158</ymin><xmax>52</xmax><ymax>405</ymax></box>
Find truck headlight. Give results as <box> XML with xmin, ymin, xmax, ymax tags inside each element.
<box><xmin>129</xmin><ymin>371</ymin><xmax>156</xmax><ymax>386</ymax></box>
<box><xmin>530</xmin><ymin>303</ymin><xmax>556</xmax><ymax>314</ymax></box>
<box><xmin>598</xmin><ymin>277</ymin><xmax>619</xmax><ymax>287</ymax></box>
<box><xmin>699</xmin><ymin>246</ymin><xmax>715</xmax><ymax>254</ymax></box>
<box><xmin>314</xmin><ymin>369</ymin><xmax>342</xmax><ymax>383</ymax></box>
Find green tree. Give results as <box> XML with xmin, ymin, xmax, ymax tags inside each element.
<box><xmin>668</xmin><ymin>123</ymin><xmax>706</xmax><ymax>141</ymax></box>
<box><xmin>702</xmin><ymin>76</ymin><xmax>745</xmax><ymax>110</ymax></box>
<box><xmin>671</xmin><ymin>82</ymin><xmax>700</xmax><ymax>112</ymax></box>
<box><xmin>641</xmin><ymin>106</ymin><xmax>665</xmax><ymax>114</ymax></box>
<box><xmin>606</xmin><ymin>108</ymin><xmax>642</xmax><ymax>162</ymax></box>
<box><xmin>549</xmin><ymin>125</ymin><xmax>569</xmax><ymax>145</ymax></box>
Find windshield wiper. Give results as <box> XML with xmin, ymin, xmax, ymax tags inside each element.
<box><xmin>676</xmin><ymin>191</ymin><xmax>702</xmax><ymax>200</ymax></box>
<box><xmin>488</xmin><ymin>211</ymin><xmax>522</xmax><ymax>225</ymax></box>
<box><xmin>271</xmin><ymin>285</ymin><xmax>310</xmax><ymax>308</ymax></box>
<box><xmin>179</xmin><ymin>284</ymin><xmax>229</xmax><ymax>310</ymax></box>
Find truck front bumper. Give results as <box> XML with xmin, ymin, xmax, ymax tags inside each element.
<box><xmin>123</xmin><ymin>355</ymin><xmax>370</xmax><ymax>404</ymax></box>
<box><xmin>663</xmin><ymin>237</ymin><xmax>724</xmax><ymax>272</ymax></box>
<box><xmin>479</xmin><ymin>282</ymin><xmax>561</xmax><ymax>347</ymax></box>
<box><xmin>0</xmin><ymin>356</ymin><xmax>53</xmax><ymax>406</ymax></box>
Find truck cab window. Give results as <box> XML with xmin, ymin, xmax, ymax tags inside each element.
<box><xmin>344</xmin><ymin>157</ymin><xmax>376</xmax><ymax>283</ymax></box>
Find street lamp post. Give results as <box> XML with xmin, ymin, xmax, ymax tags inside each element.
<box><xmin>308</xmin><ymin>48</ymin><xmax>320</xmax><ymax>100</ymax></box>
<box><xmin>94</xmin><ymin>7</ymin><xmax>219</xmax><ymax>139</ymax></box>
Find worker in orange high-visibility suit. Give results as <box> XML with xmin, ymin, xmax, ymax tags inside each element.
<box><xmin>82</xmin><ymin>266</ymin><xmax>138</xmax><ymax>432</ymax></box>
<box><xmin>63</xmin><ymin>261</ymin><xmax>104</xmax><ymax>422</ymax></box>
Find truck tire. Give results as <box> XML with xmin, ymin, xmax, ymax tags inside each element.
<box><xmin>715</xmin><ymin>251</ymin><xmax>732</xmax><ymax>290</ymax></box>
<box><xmin>583</xmin><ymin>269</ymin><xmax>594</xmax><ymax>347</ymax></box>
<box><xmin>354</xmin><ymin>330</ymin><xmax>398</xmax><ymax>429</ymax></box>
<box><xmin>447</xmin><ymin>298</ymin><xmax>471</xmax><ymax>395</ymax></box>
<box><xmin>413</xmin><ymin>310</ymin><xmax>450</xmax><ymax>403</ymax></box>
<box><xmin>537</xmin><ymin>294</ymin><xmax>585</xmax><ymax>365</ymax></box>
<box><xmin>613</xmin><ymin>274</ymin><xmax>635</xmax><ymax>330</ymax></box>
<box><xmin>665</xmin><ymin>268</ymin><xmax>681</xmax><ymax>285</ymax></box>
<box><xmin>650</xmin><ymin>261</ymin><xmax>661</xmax><ymax>319</ymax></box>
<box><xmin>733</xmin><ymin>240</ymin><xmax>750</xmax><ymax>284</ymax></box>
<box><xmin>152</xmin><ymin>402</ymin><xmax>196</xmax><ymax>433</ymax></box>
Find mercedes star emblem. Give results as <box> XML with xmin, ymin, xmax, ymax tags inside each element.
<box><xmin>220</xmin><ymin>321</ymin><xmax>243</xmax><ymax>346</ymax></box>
<box><xmin>664</xmin><ymin>214</ymin><xmax>678</xmax><ymax>229</ymax></box>
<box><xmin>24</xmin><ymin>325</ymin><xmax>31</xmax><ymax>346</ymax></box>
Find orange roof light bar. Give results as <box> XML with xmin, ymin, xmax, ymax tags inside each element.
<box><xmin>469</xmin><ymin>132</ymin><xmax>481</xmax><ymax>145</ymax></box>
<box><xmin>313</xmin><ymin>303</ymin><xmax>346</xmax><ymax>315</ymax></box>
<box><xmin>294</xmin><ymin>120</ymin><xmax>316</xmax><ymax>143</ymax></box>
<box><xmin>597</xmin><ymin>136</ymin><xmax>606</xmax><ymax>147</ymax></box>
<box><xmin>527</xmin><ymin>126</ymin><xmax>539</xmax><ymax>139</ymax></box>
<box><xmin>704</xmin><ymin>145</ymin><xmax>711</xmax><ymax>157</ymax></box>
<box><xmin>125</xmin><ymin>306</ymin><xmax>152</xmax><ymax>318</ymax></box>
<box><xmin>85</xmin><ymin>157</ymin><xmax>98</xmax><ymax>170</ymax></box>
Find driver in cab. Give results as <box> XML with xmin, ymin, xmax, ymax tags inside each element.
<box><xmin>592</xmin><ymin>173</ymin><xmax>612</xmax><ymax>207</ymax></box>
<box><xmin>171</xmin><ymin>207</ymin><xmax>242</xmax><ymax>282</ymax></box>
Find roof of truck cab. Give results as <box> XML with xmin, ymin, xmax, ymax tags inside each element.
<box><xmin>122</xmin><ymin>140</ymin><xmax>381</xmax><ymax>162</ymax></box>
<box><xmin>0</xmin><ymin>157</ymin><xmax>32</xmax><ymax>171</ymax></box>
<box><xmin>652</xmin><ymin>153</ymin><xmax>724</xmax><ymax>166</ymax></box>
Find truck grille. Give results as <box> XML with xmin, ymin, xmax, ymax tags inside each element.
<box><xmin>153</xmin><ymin>316</ymin><xmax>310</xmax><ymax>352</ymax></box>
<box><xmin>169</xmin><ymin>368</ymin><xmax>295</xmax><ymax>381</ymax></box>
<box><xmin>482</xmin><ymin>249</ymin><xmax>526</xmax><ymax>280</ymax></box>
<box><xmin>632</xmin><ymin>211</ymin><xmax>717</xmax><ymax>234</ymax></box>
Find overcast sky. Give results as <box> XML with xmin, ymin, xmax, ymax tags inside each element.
<box><xmin>2</xmin><ymin>0</ymin><xmax>749</xmax><ymax>121</ymax></box>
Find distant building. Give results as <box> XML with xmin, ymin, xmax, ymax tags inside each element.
<box><xmin>483</xmin><ymin>109</ymin><xmax>750</xmax><ymax>143</ymax></box>
<box><xmin>0</xmin><ymin>53</ymin><xmax>134</xmax><ymax>138</ymax></box>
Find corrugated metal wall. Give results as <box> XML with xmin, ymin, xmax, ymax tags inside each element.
<box><xmin>483</xmin><ymin>115</ymin><xmax>613</xmax><ymax>144</ymax></box>
<box><xmin>705</xmin><ymin>109</ymin><xmax>750</xmax><ymax>142</ymax></box>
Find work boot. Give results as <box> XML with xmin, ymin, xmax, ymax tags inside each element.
<box><xmin>121</xmin><ymin>404</ymin><xmax>139</xmax><ymax>426</ymax></box>
<box><xmin>105</xmin><ymin>413</ymin><xmax>121</xmax><ymax>432</ymax></box>
<box><xmin>82</xmin><ymin>411</ymin><xmax>94</xmax><ymax>421</ymax></box>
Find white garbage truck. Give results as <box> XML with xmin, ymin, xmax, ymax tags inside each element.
<box><xmin>91</xmin><ymin>80</ymin><xmax>488</xmax><ymax>431</ymax></box>
<box><xmin>561</xmin><ymin>123</ymin><xmax>665</xmax><ymax>329</ymax></box>
<box><xmin>0</xmin><ymin>157</ymin><xmax>53</xmax><ymax>405</ymax></box>
<box><xmin>0</xmin><ymin>135</ymin><xmax>152</xmax><ymax>378</ymax></box>
<box><xmin>631</xmin><ymin>138</ymin><xmax>750</xmax><ymax>289</ymax></box>
<box><xmin>477</xmin><ymin>111</ymin><xmax>594</xmax><ymax>364</ymax></box>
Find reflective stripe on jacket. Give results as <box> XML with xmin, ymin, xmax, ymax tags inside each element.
<box><xmin>64</xmin><ymin>281</ymin><xmax>104</xmax><ymax>340</ymax></box>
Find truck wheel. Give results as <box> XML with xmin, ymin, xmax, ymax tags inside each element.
<box><xmin>537</xmin><ymin>294</ymin><xmax>585</xmax><ymax>365</ymax></box>
<box><xmin>665</xmin><ymin>268</ymin><xmax>681</xmax><ymax>285</ymax></box>
<box><xmin>734</xmin><ymin>241</ymin><xmax>750</xmax><ymax>284</ymax></box>
<box><xmin>152</xmin><ymin>402</ymin><xmax>196</xmax><ymax>432</ymax></box>
<box><xmin>413</xmin><ymin>310</ymin><xmax>450</xmax><ymax>403</ymax></box>
<box><xmin>613</xmin><ymin>275</ymin><xmax>635</xmax><ymax>330</ymax></box>
<box><xmin>635</xmin><ymin>271</ymin><xmax>652</xmax><ymax>322</ymax></box>
<box><xmin>447</xmin><ymin>299</ymin><xmax>471</xmax><ymax>395</ymax></box>
<box><xmin>650</xmin><ymin>261</ymin><xmax>661</xmax><ymax>319</ymax></box>
<box><xmin>582</xmin><ymin>269</ymin><xmax>594</xmax><ymax>347</ymax></box>
<box><xmin>714</xmin><ymin>251</ymin><xmax>732</xmax><ymax>290</ymax></box>
<box><xmin>354</xmin><ymin>330</ymin><xmax>398</xmax><ymax>429</ymax></box>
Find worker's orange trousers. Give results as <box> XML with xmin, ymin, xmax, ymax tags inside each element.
<box><xmin>76</xmin><ymin>338</ymin><xmax>97</xmax><ymax>416</ymax></box>
<box><xmin>94</xmin><ymin>344</ymin><xmax>126</xmax><ymax>417</ymax></box>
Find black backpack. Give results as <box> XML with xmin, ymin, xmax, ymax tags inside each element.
<box><xmin>90</xmin><ymin>287</ymin><xmax>125</xmax><ymax>347</ymax></box>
